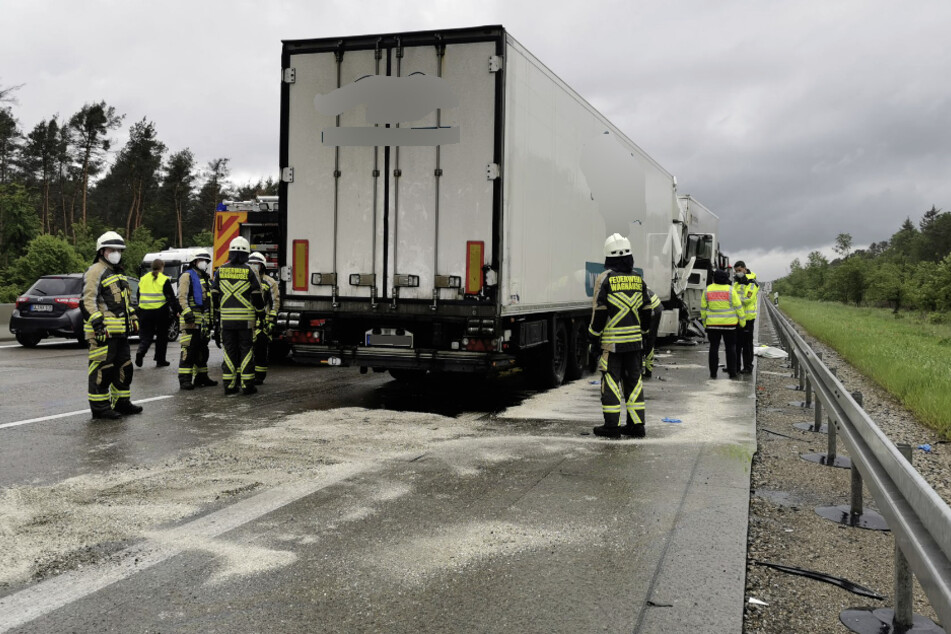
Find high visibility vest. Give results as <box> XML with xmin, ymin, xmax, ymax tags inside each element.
<box><xmin>701</xmin><ymin>283</ymin><xmax>745</xmax><ymax>328</ymax></box>
<box><xmin>138</xmin><ymin>273</ymin><xmax>169</xmax><ymax>310</ymax></box>
<box><xmin>742</xmin><ymin>273</ymin><xmax>759</xmax><ymax>320</ymax></box>
<box><xmin>589</xmin><ymin>271</ymin><xmax>646</xmax><ymax>347</ymax></box>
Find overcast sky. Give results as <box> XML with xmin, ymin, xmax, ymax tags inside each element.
<box><xmin>3</xmin><ymin>0</ymin><xmax>950</xmax><ymax>280</ymax></box>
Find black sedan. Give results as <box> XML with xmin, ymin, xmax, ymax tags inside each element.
<box><xmin>9</xmin><ymin>274</ymin><xmax>142</xmax><ymax>347</ymax></box>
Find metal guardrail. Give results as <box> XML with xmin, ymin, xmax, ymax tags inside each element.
<box><xmin>765</xmin><ymin>299</ymin><xmax>951</xmax><ymax>630</ymax></box>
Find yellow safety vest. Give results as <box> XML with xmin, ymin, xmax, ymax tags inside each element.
<box><xmin>701</xmin><ymin>283</ymin><xmax>745</xmax><ymax>329</ymax></box>
<box><xmin>742</xmin><ymin>273</ymin><xmax>759</xmax><ymax>320</ymax></box>
<box><xmin>138</xmin><ymin>273</ymin><xmax>169</xmax><ymax>311</ymax></box>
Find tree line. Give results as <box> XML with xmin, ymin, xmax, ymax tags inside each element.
<box><xmin>773</xmin><ymin>206</ymin><xmax>951</xmax><ymax>319</ymax></box>
<box><xmin>0</xmin><ymin>83</ymin><xmax>275</xmax><ymax>301</ymax></box>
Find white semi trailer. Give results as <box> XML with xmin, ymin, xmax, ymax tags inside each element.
<box><xmin>276</xmin><ymin>25</ymin><xmax>720</xmax><ymax>385</ymax></box>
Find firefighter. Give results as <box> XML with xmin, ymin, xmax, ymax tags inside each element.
<box><xmin>81</xmin><ymin>231</ymin><xmax>142</xmax><ymax>419</ymax></box>
<box><xmin>588</xmin><ymin>233</ymin><xmax>656</xmax><ymax>438</ymax></box>
<box><xmin>248</xmin><ymin>252</ymin><xmax>280</xmax><ymax>385</ymax></box>
<box><xmin>641</xmin><ymin>287</ymin><xmax>663</xmax><ymax>379</ymax></box>
<box><xmin>212</xmin><ymin>237</ymin><xmax>265</xmax><ymax>395</ymax></box>
<box><xmin>733</xmin><ymin>261</ymin><xmax>758</xmax><ymax>374</ymax></box>
<box><xmin>178</xmin><ymin>248</ymin><xmax>217</xmax><ymax>390</ymax></box>
<box><xmin>702</xmin><ymin>268</ymin><xmax>746</xmax><ymax>379</ymax></box>
<box><xmin>135</xmin><ymin>258</ymin><xmax>177</xmax><ymax>368</ymax></box>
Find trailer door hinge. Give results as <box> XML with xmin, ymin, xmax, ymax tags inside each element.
<box><xmin>486</xmin><ymin>163</ymin><xmax>500</xmax><ymax>180</ymax></box>
<box><xmin>281</xmin><ymin>167</ymin><xmax>294</xmax><ymax>183</ymax></box>
<box><xmin>283</xmin><ymin>68</ymin><xmax>296</xmax><ymax>84</ymax></box>
<box><xmin>488</xmin><ymin>55</ymin><xmax>503</xmax><ymax>73</ymax></box>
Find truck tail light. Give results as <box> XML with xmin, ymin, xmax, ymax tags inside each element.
<box><xmin>465</xmin><ymin>241</ymin><xmax>484</xmax><ymax>294</ymax></box>
<box><xmin>292</xmin><ymin>240</ymin><xmax>308</xmax><ymax>290</ymax></box>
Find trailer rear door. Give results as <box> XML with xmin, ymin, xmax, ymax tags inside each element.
<box><xmin>282</xmin><ymin>34</ymin><xmax>499</xmax><ymax>304</ymax></box>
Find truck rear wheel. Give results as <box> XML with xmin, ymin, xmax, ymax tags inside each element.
<box><xmin>565</xmin><ymin>320</ymin><xmax>589</xmax><ymax>381</ymax></box>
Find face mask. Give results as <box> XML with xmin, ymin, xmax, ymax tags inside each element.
<box><xmin>106</xmin><ymin>251</ymin><xmax>121</xmax><ymax>265</ymax></box>
<box><xmin>196</xmin><ymin>261</ymin><xmax>208</xmax><ymax>271</ymax></box>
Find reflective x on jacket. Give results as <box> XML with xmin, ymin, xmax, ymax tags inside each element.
<box><xmin>212</xmin><ymin>261</ymin><xmax>265</xmax><ymax>330</ymax></box>
<box><xmin>588</xmin><ymin>269</ymin><xmax>654</xmax><ymax>352</ymax></box>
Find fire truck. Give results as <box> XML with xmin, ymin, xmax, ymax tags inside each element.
<box><xmin>213</xmin><ymin>196</ymin><xmax>288</xmax><ymax>357</ymax></box>
<box><xmin>212</xmin><ymin>196</ymin><xmax>280</xmax><ymax>273</ymax></box>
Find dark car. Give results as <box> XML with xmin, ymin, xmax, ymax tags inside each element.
<box><xmin>10</xmin><ymin>274</ymin><xmax>141</xmax><ymax>347</ymax></box>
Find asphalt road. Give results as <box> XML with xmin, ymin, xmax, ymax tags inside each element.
<box><xmin>0</xmin><ymin>338</ymin><xmax>756</xmax><ymax>633</ymax></box>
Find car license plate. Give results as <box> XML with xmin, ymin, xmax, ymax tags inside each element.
<box><xmin>30</xmin><ymin>304</ymin><xmax>53</xmax><ymax>312</ymax></box>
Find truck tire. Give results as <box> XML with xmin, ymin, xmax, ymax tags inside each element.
<box><xmin>167</xmin><ymin>319</ymin><xmax>180</xmax><ymax>342</ymax></box>
<box><xmin>16</xmin><ymin>332</ymin><xmax>42</xmax><ymax>348</ymax></box>
<box><xmin>531</xmin><ymin>321</ymin><xmax>568</xmax><ymax>389</ymax></box>
<box><xmin>565</xmin><ymin>320</ymin><xmax>588</xmax><ymax>381</ymax></box>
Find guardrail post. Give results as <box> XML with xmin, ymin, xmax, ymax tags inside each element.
<box><xmin>849</xmin><ymin>392</ymin><xmax>864</xmax><ymax>520</ymax></box>
<box><xmin>805</xmin><ymin>375</ymin><xmax>812</xmax><ymax>408</ymax></box>
<box><xmin>798</xmin><ymin>360</ymin><xmax>806</xmax><ymax>391</ymax></box>
<box><xmin>826</xmin><ymin>367</ymin><xmax>838</xmax><ymax>459</ymax></box>
<box><xmin>894</xmin><ymin>443</ymin><xmax>914</xmax><ymax>632</ymax></box>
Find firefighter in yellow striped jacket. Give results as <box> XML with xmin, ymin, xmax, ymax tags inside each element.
<box><xmin>80</xmin><ymin>231</ymin><xmax>142</xmax><ymax>419</ymax></box>
<box><xmin>248</xmin><ymin>252</ymin><xmax>280</xmax><ymax>385</ymax></box>
<box><xmin>212</xmin><ymin>237</ymin><xmax>265</xmax><ymax>395</ymax></box>
<box><xmin>701</xmin><ymin>268</ymin><xmax>746</xmax><ymax>379</ymax></box>
<box><xmin>178</xmin><ymin>249</ymin><xmax>217</xmax><ymax>390</ymax></box>
<box><xmin>588</xmin><ymin>233</ymin><xmax>656</xmax><ymax>439</ymax></box>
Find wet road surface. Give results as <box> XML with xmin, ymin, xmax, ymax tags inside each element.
<box><xmin>0</xmin><ymin>340</ymin><xmax>755</xmax><ymax>633</ymax></box>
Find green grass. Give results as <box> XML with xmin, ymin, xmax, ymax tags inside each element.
<box><xmin>779</xmin><ymin>297</ymin><xmax>951</xmax><ymax>439</ymax></box>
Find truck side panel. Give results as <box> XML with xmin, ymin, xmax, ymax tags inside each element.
<box><xmin>500</xmin><ymin>35</ymin><xmax>678</xmax><ymax>316</ymax></box>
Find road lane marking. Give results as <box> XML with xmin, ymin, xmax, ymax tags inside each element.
<box><xmin>0</xmin><ymin>395</ymin><xmax>175</xmax><ymax>430</ymax></box>
<box><xmin>0</xmin><ymin>462</ymin><xmax>371</xmax><ymax>632</ymax></box>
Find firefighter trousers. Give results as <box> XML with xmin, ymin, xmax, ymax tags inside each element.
<box><xmin>88</xmin><ymin>336</ymin><xmax>133</xmax><ymax>414</ymax></box>
<box><xmin>179</xmin><ymin>327</ymin><xmax>211</xmax><ymax>386</ymax></box>
<box><xmin>222</xmin><ymin>328</ymin><xmax>254</xmax><ymax>390</ymax></box>
<box><xmin>253</xmin><ymin>329</ymin><xmax>270</xmax><ymax>384</ymax></box>
<box><xmin>599</xmin><ymin>350</ymin><xmax>645</xmax><ymax>428</ymax></box>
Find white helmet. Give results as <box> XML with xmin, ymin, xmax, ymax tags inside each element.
<box><xmin>229</xmin><ymin>236</ymin><xmax>250</xmax><ymax>254</ymax></box>
<box><xmin>96</xmin><ymin>231</ymin><xmax>126</xmax><ymax>251</ymax></box>
<box><xmin>248</xmin><ymin>252</ymin><xmax>267</xmax><ymax>266</ymax></box>
<box><xmin>603</xmin><ymin>233</ymin><xmax>631</xmax><ymax>257</ymax></box>
<box><xmin>192</xmin><ymin>248</ymin><xmax>212</xmax><ymax>263</ymax></box>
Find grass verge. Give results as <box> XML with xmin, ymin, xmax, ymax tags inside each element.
<box><xmin>779</xmin><ymin>297</ymin><xmax>951</xmax><ymax>439</ymax></box>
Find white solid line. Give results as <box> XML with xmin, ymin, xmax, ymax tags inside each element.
<box><xmin>0</xmin><ymin>462</ymin><xmax>371</xmax><ymax>632</ymax></box>
<box><xmin>0</xmin><ymin>395</ymin><xmax>174</xmax><ymax>430</ymax></box>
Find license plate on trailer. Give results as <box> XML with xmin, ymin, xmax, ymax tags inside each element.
<box><xmin>365</xmin><ymin>329</ymin><xmax>413</xmax><ymax>347</ymax></box>
<box><xmin>30</xmin><ymin>304</ymin><xmax>52</xmax><ymax>312</ymax></box>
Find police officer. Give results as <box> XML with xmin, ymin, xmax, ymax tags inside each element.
<box><xmin>733</xmin><ymin>261</ymin><xmax>759</xmax><ymax>374</ymax></box>
<box><xmin>135</xmin><ymin>258</ymin><xmax>177</xmax><ymax>368</ymax></box>
<box><xmin>248</xmin><ymin>252</ymin><xmax>280</xmax><ymax>385</ymax></box>
<box><xmin>588</xmin><ymin>233</ymin><xmax>656</xmax><ymax>438</ymax></box>
<box><xmin>81</xmin><ymin>231</ymin><xmax>142</xmax><ymax>419</ymax></box>
<box><xmin>178</xmin><ymin>249</ymin><xmax>217</xmax><ymax>390</ymax></box>
<box><xmin>702</xmin><ymin>268</ymin><xmax>746</xmax><ymax>379</ymax></box>
<box><xmin>212</xmin><ymin>237</ymin><xmax>265</xmax><ymax>395</ymax></box>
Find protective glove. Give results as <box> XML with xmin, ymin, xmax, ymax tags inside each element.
<box><xmin>201</xmin><ymin>320</ymin><xmax>210</xmax><ymax>339</ymax></box>
<box><xmin>91</xmin><ymin>317</ymin><xmax>108</xmax><ymax>344</ymax></box>
<box><xmin>587</xmin><ymin>331</ymin><xmax>600</xmax><ymax>345</ymax></box>
<box><xmin>213</xmin><ymin>323</ymin><xmax>222</xmax><ymax>349</ymax></box>
<box><xmin>264</xmin><ymin>318</ymin><xmax>275</xmax><ymax>337</ymax></box>
<box><xmin>130</xmin><ymin>315</ymin><xmax>140</xmax><ymax>336</ymax></box>
<box><xmin>183</xmin><ymin>309</ymin><xmax>196</xmax><ymax>325</ymax></box>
